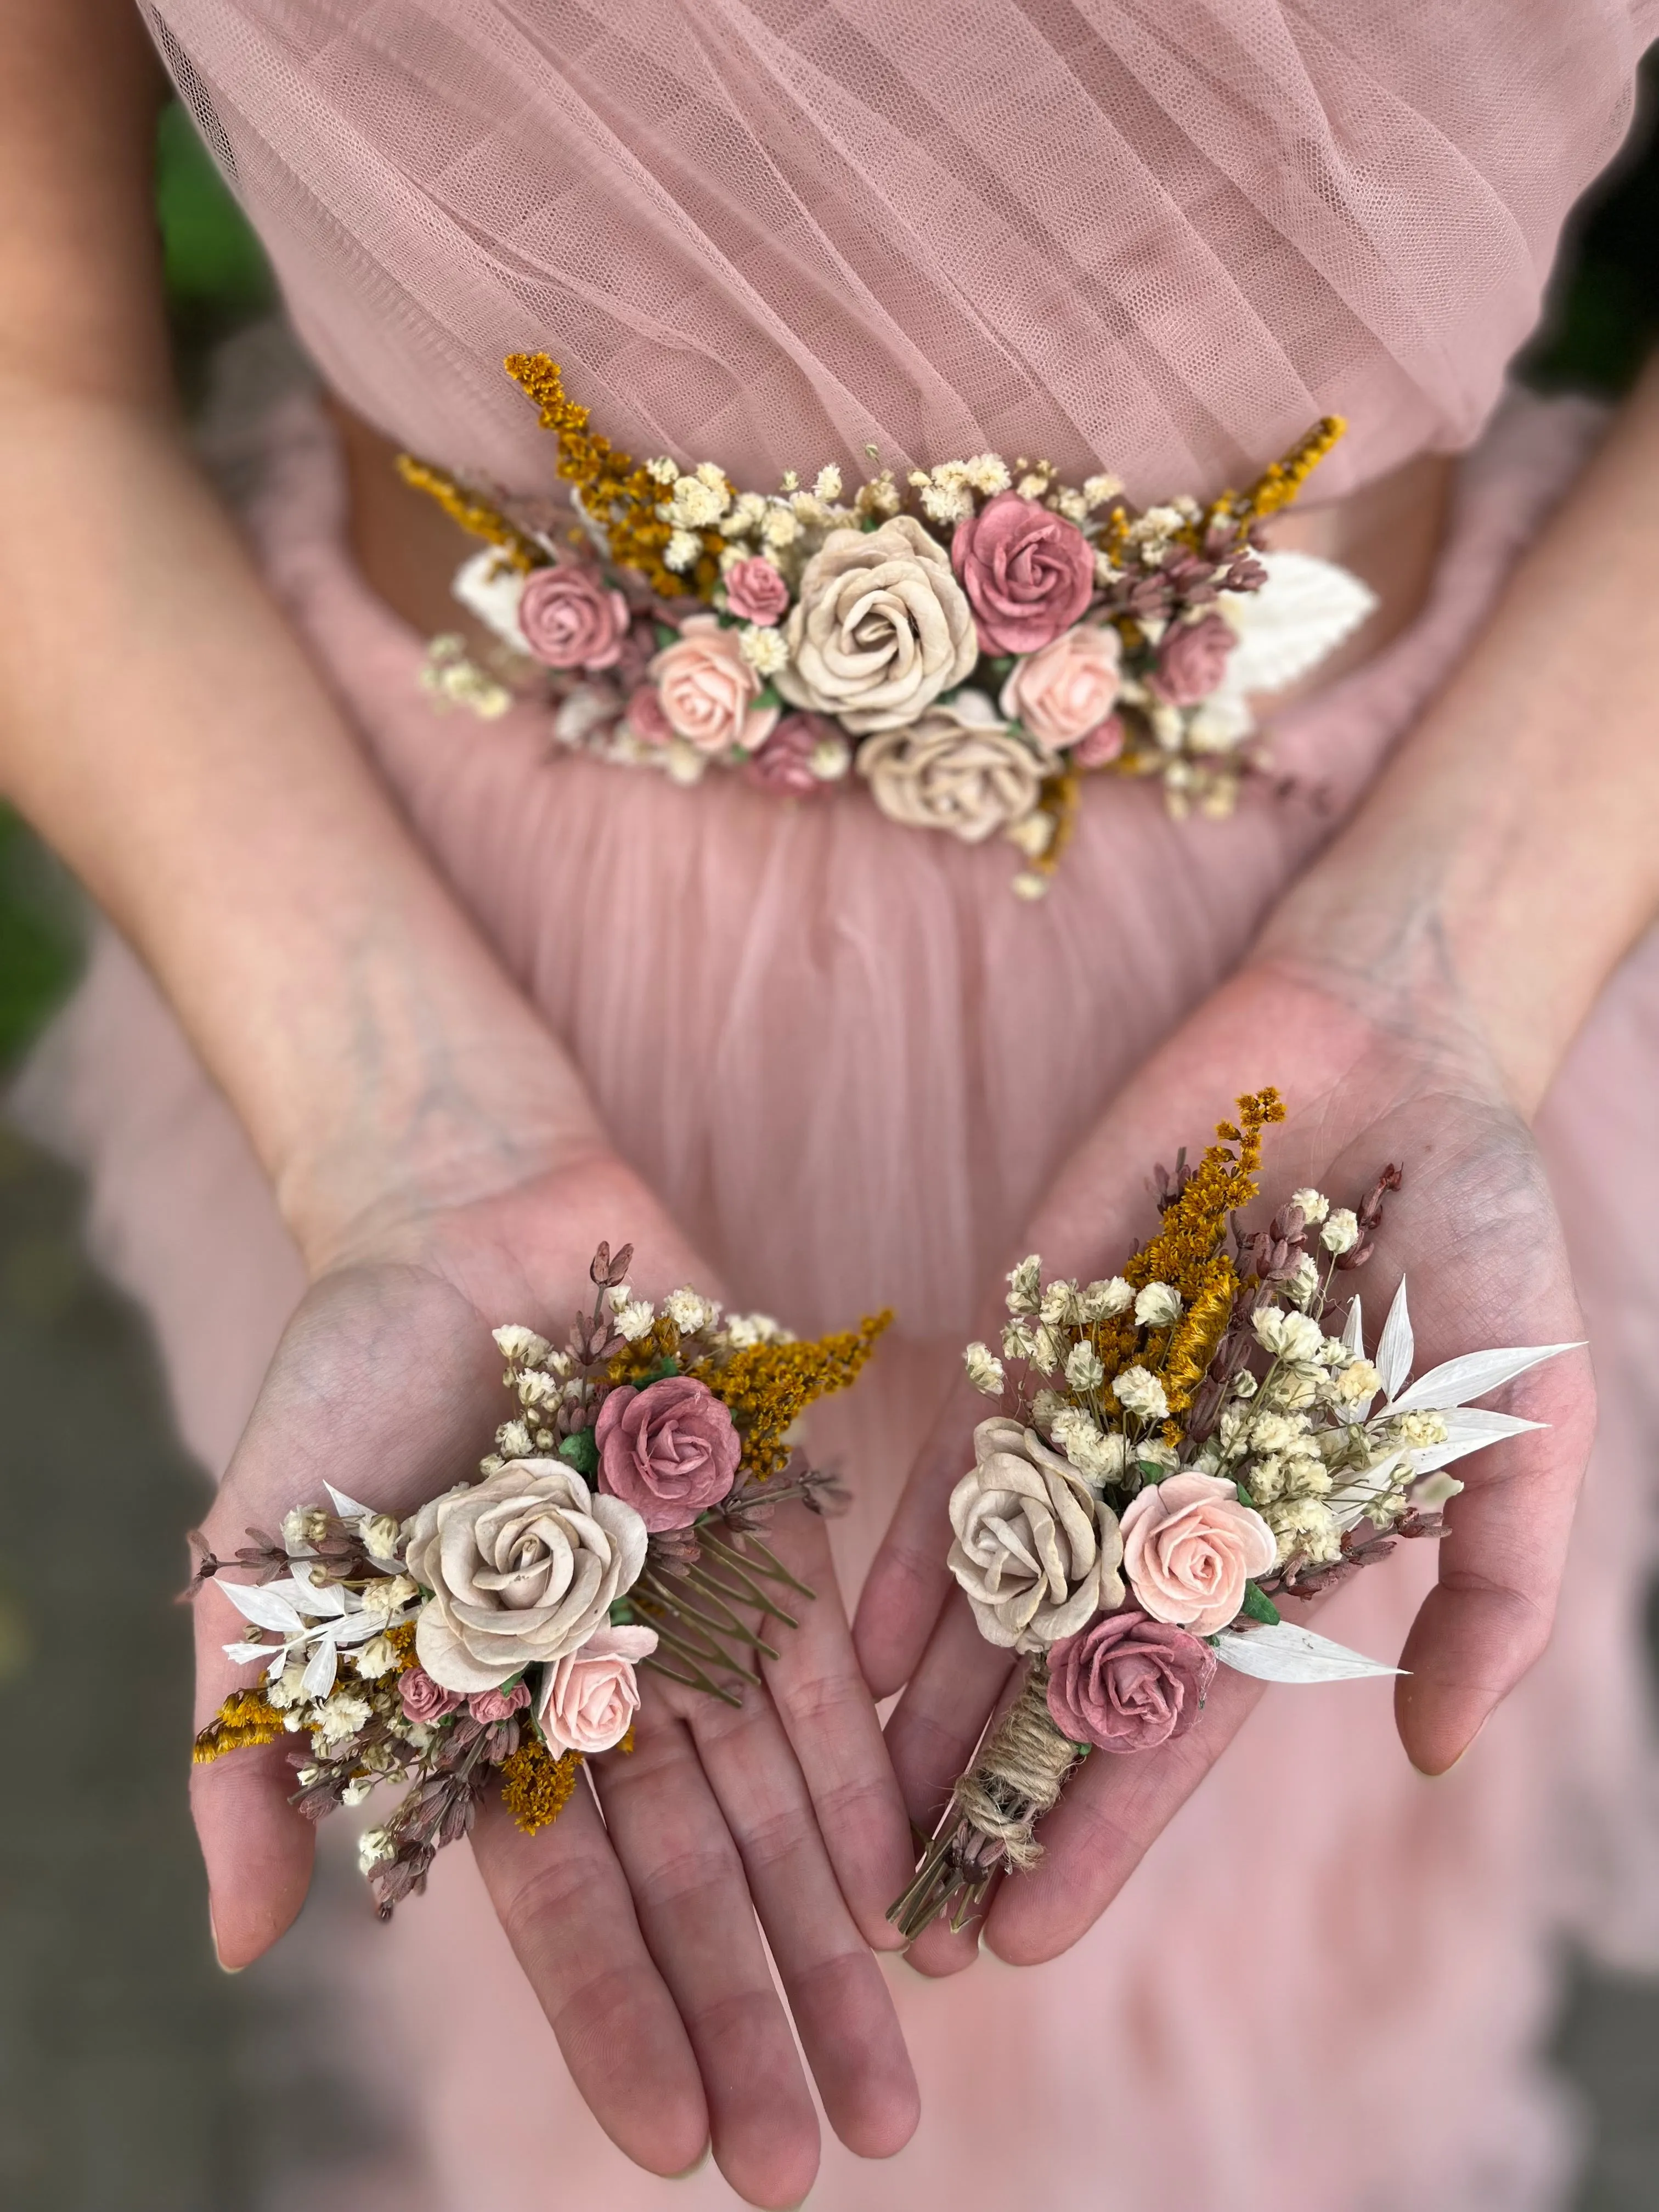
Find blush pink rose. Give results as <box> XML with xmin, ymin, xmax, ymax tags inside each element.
<box><xmin>650</xmin><ymin>615</ymin><xmax>779</xmax><ymax>754</ymax></box>
<box><xmin>951</xmin><ymin>492</ymin><xmax>1096</xmax><ymax>654</ymax></box>
<box><xmin>1118</xmin><ymin>1472</ymin><xmax>1278</xmax><ymax>1636</ymax></box>
<box><xmin>467</xmin><ymin>1680</ymin><xmax>531</xmax><ymax>1724</ymax></box>
<box><xmin>998</xmin><ymin>622</ymin><xmax>1122</xmax><ymax>750</ymax></box>
<box><xmin>518</xmin><ymin>563</ymin><xmax>631</xmax><ymax>671</ymax></box>
<box><xmin>724</xmin><ymin>557</ymin><xmax>791</xmax><ymax>627</ymax></box>
<box><xmin>1150</xmin><ymin>612</ymin><xmax>1235</xmax><ymax>705</ymax></box>
<box><xmin>1072</xmin><ymin>714</ymin><xmax>1126</xmax><ymax>768</ymax></box>
<box><xmin>1046</xmin><ymin>1611</ymin><xmax>1216</xmax><ymax>1752</ymax></box>
<box><xmin>399</xmin><ymin>1667</ymin><xmax>462</xmax><ymax>1723</ymax></box>
<box><xmin>742</xmin><ymin>712</ymin><xmax>843</xmax><ymax>796</ymax></box>
<box><xmin>538</xmin><ymin>1624</ymin><xmax>659</xmax><ymax>1754</ymax></box>
<box><xmin>596</xmin><ymin>1375</ymin><xmax>742</xmax><ymax>1531</ymax></box>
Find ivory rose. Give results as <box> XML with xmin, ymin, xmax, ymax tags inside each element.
<box><xmin>723</xmin><ymin>556</ymin><xmax>791</xmax><ymax>626</ymax></box>
<box><xmin>1118</xmin><ymin>1471</ymin><xmax>1276</xmax><ymax>1636</ymax></box>
<box><xmin>857</xmin><ymin>691</ymin><xmax>1045</xmax><ymax>844</ymax></box>
<box><xmin>999</xmin><ymin>623</ymin><xmax>1122</xmax><ymax>750</ymax></box>
<box><xmin>518</xmin><ymin>563</ymin><xmax>630</xmax><ymax>671</ymax></box>
<box><xmin>947</xmin><ymin>1417</ymin><xmax>1125</xmax><ymax>1651</ymax></box>
<box><xmin>951</xmin><ymin>492</ymin><xmax>1094</xmax><ymax>654</ymax></box>
<box><xmin>1150</xmin><ymin>612</ymin><xmax>1235</xmax><ymax>706</ymax></box>
<box><xmin>1046</xmin><ymin>1612</ymin><xmax>1216</xmax><ymax>1752</ymax></box>
<box><xmin>650</xmin><ymin>616</ymin><xmax>778</xmax><ymax>754</ymax></box>
<box><xmin>539</xmin><ymin>1624</ymin><xmax>659</xmax><ymax>1755</ymax></box>
<box><xmin>596</xmin><ymin>1375</ymin><xmax>741</xmax><ymax>1532</ymax></box>
<box><xmin>404</xmin><ymin>1461</ymin><xmax>648</xmax><ymax>1692</ymax></box>
<box><xmin>779</xmin><ymin>515</ymin><xmax>977</xmax><ymax>733</ymax></box>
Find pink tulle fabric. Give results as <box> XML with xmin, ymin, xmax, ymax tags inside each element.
<box><xmin>15</xmin><ymin>375</ymin><xmax>1659</xmax><ymax>2212</ymax></box>
<box><xmin>10</xmin><ymin>5</ymin><xmax>1656</xmax><ymax>2202</ymax></box>
<box><xmin>146</xmin><ymin>1</ymin><xmax>1657</xmax><ymax>501</ymax></box>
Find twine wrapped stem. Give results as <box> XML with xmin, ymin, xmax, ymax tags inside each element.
<box><xmin>887</xmin><ymin>1661</ymin><xmax>1086</xmax><ymax>1940</ymax></box>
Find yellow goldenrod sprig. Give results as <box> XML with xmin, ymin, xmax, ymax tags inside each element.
<box><xmin>499</xmin><ymin>1738</ymin><xmax>585</xmax><ymax>1834</ymax></box>
<box><xmin>193</xmin><ymin>1688</ymin><xmax>285</xmax><ymax>1765</ymax></box>
<box><xmin>394</xmin><ymin>453</ymin><xmax>544</xmax><ymax>570</ymax></box>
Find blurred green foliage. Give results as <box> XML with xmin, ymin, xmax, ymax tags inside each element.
<box><xmin>1</xmin><ymin>78</ymin><xmax>1657</xmax><ymax>1076</ymax></box>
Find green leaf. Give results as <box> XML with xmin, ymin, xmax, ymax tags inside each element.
<box><xmin>653</xmin><ymin>622</ymin><xmax>679</xmax><ymax>650</ymax></box>
<box><xmin>641</xmin><ymin>1356</ymin><xmax>680</xmax><ymax>1382</ymax></box>
<box><xmin>1135</xmin><ymin>1459</ymin><xmax>1170</xmax><ymax>1483</ymax></box>
<box><xmin>755</xmin><ymin>682</ymin><xmax>782</xmax><ymax>709</ymax></box>
<box><xmin>557</xmin><ymin>1428</ymin><xmax>600</xmax><ymax>1478</ymax></box>
<box><xmin>1238</xmin><ymin>1581</ymin><xmax>1281</xmax><ymax>1627</ymax></box>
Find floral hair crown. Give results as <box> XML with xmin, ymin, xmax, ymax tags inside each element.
<box><xmin>891</xmin><ymin>1093</ymin><xmax>1577</xmax><ymax>1938</ymax></box>
<box><xmin>401</xmin><ymin>363</ymin><xmax>1376</xmax><ymax>893</ymax></box>
<box><xmin>192</xmin><ymin>1246</ymin><xmax>888</xmax><ymax>1917</ymax></box>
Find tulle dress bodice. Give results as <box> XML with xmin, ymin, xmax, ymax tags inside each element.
<box><xmin>149</xmin><ymin>0</ymin><xmax>1657</xmax><ymax>502</ymax></box>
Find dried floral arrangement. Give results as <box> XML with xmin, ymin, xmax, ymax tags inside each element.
<box><xmin>191</xmin><ymin>1244</ymin><xmax>888</xmax><ymax>1916</ymax></box>
<box><xmin>402</xmin><ymin>359</ymin><xmax>1376</xmax><ymax>894</ymax></box>
<box><xmin>890</xmin><ymin>1093</ymin><xmax>1576</xmax><ymax>1938</ymax></box>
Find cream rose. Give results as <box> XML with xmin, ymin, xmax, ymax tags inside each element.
<box><xmin>650</xmin><ymin>616</ymin><xmax>778</xmax><ymax>754</ymax></box>
<box><xmin>779</xmin><ymin>515</ymin><xmax>977</xmax><ymax>733</ymax></box>
<box><xmin>856</xmin><ymin>691</ymin><xmax>1046</xmax><ymax>844</ymax></box>
<box><xmin>947</xmin><ymin>1417</ymin><xmax>1125</xmax><ymax>1651</ymax></box>
<box><xmin>404</xmin><ymin>1461</ymin><xmax>648</xmax><ymax>1693</ymax></box>
<box><xmin>538</xmin><ymin>1624</ymin><xmax>659</xmax><ymax>1754</ymax></box>
<box><xmin>999</xmin><ymin>623</ymin><xmax>1122</xmax><ymax>750</ymax></box>
<box><xmin>1118</xmin><ymin>1472</ymin><xmax>1277</xmax><ymax>1637</ymax></box>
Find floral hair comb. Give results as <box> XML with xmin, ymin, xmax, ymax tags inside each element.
<box><xmin>191</xmin><ymin>1245</ymin><xmax>888</xmax><ymax>1916</ymax></box>
<box><xmin>889</xmin><ymin>1094</ymin><xmax>1577</xmax><ymax>1938</ymax></box>
<box><xmin>401</xmin><ymin>363</ymin><xmax>1375</xmax><ymax>893</ymax></box>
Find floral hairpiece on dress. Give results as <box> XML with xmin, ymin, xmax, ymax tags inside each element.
<box><xmin>190</xmin><ymin>1244</ymin><xmax>888</xmax><ymax>1916</ymax></box>
<box><xmin>889</xmin><ymin>1093</ymin><xmax>1578</xmax><ymax>1939</ymax></box>
<box><xmin>401</xmin><ymin>360</ymin><xmax>1376</xmax><ymax>894</ymax></box>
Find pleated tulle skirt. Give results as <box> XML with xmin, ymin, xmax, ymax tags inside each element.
<box><xmin>15</xmin><ymin>367</ymin><xmax>1659</xmax><ymax>2210</ymax></box>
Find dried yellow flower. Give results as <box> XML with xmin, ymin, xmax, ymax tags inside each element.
<box><xmin>498</xmin><ymin>1737</ymin><xmax>585</xmax><ymax>1835</ymax></box>
<box><xmin>192</xmin><ymin>1688</ymin><xmax>285</xmax><ymax>1765</ymax></box>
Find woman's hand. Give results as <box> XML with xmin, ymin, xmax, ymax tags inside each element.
<box><xmin>855</xmin><ymin>950</ymin><xmax>1595</xmax><ymax>1974</ymax></box>
<box><xmin>191</xmin><ymin>1149</ymin><xmax>919</xmax><ymax>2205</ymax></box>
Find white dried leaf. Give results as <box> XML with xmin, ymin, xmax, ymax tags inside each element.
<box><xmin>216</xmin><ymin>1581</ymin><xmax>307</xmax><ymax>1635</ymax></box>
<box><xmin>1375</xmin><ymin>1278</ymin><xmax>1413</xmax><ymax>1403</ymax></box>
<box><xmin>325</xmin><ymin>1483</ymin><xmax>375</xmax><ymax>1522</ymax></box>
<box><xmin>1389</xmin><ymin>1341</ymin><xmax>1580</xmax><ymax>1415</ymax></box>
<box><xmin>1219</xmin><ymin>550</ymin><xmax>1378</xmax><ymax>695</ymax></box>
<box><xmin>301</xmin><ymin>1636</ymin><xmax>341</xmax><ymax>1701</ymax></box>
<box><xmin>1407</xmin><ymin>1406</ymin><xmax>1547</xmax><ymax>1473</ymax></box>
<box><xmin>1214</xmin><ymin>1622</ymin><xmax>1404</xmax><ymax>1683</ymax></box>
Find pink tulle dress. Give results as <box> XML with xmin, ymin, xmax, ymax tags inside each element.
<box><xmin>16</xmin><ymin>4</ymin><xmax>1659</xmax><ymax>2204</ymax></box>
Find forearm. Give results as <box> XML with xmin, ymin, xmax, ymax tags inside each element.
<box><xmin>0</xmin><ymin>390</ymin><xmax>601</xmax><ymax>1265</ymax></box>
<box><xmin>1261</xmin><ymin>357</ymin><xmax>1659</xmax><ymax>1114</ymax></box>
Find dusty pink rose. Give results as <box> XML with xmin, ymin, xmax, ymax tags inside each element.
<box><xmin>518</xmin><ymin>563</ymin><xmax>631</xmax><ymax>672</ymax></box>
<box><xmin>650</xmin><ymin>615</ymin><xmax>779</xmax><ymax>754</ymax></box>
<box><xmin>1149</xmin><ymin>612</ymin><xmax>1235</xmax><ymax>706</ymax></box>
<box><xmin>624</xmin><ymin>684</ymin><xmax>674</xmax><ymax>746</ymax></box>
<box><xmin>467</xmin><ymin>1680</ymin><xmax>531</xmax><ymax>1723</ymax></box>
<box><xmin>1118</xmin><ymin>1472</ymin><xmax>1277</xmax><ymax>1636</ymax></box>
<box><xmin>724</xmin><ymin>557</ymin><xmax>791</xmax><ymax>627</ymax></box>
<box><xmin>1046</xmin><ymin>1611</ymin><xmax>1216</xmax><ymax>1752</ymax></box>
<box><xmin>998</xmin><ymin>622</ymin><xmax>1122</xmax><ymax>750</ymax></box>
<box><xmin>1072</xmin><ymin>714</ymin><xmax>1126</xmax><ymax>768</ymax></box>
<box><xmin>539</xmin><ymin>1624</ymin><xmax>659</xmax><ymax>1754</ymax></box>
<box><xmin>596</xmin><ymin>1375</ymin><xmax>742</xmax><ymax>1532</ymax></box>
<box><xmin>742</xmin><ymin>712</ymin><xmax>843</xmax><ymax>795</ymax></box>
<box><xmin>951</xmin><ymin>492</ymin><xmax>1095</xmax><ymax>654</ymax></box>
<box><xmin>399</xmin><ymin>1667</ymin><xmax>462</xmax><ymax>1724</ymax></box>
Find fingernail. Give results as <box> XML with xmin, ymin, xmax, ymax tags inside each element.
<box><xmin>208</xmin><ymin>1900</ymin><xmax>242</xmax><ymax>1974</ymax></box>
<box><xmin>1419</xmin><ymin>1713</ymin><xmax>1488</xmax><ymax>1779</ymax></box>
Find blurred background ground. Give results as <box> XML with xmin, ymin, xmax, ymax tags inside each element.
<box><xmin>2</xmin><ymin>59</ymin><xmax>1659</xmax><ymax>2212</ymax></box>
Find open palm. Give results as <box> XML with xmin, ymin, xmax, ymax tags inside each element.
<box><xmin>855</xmin><ymin>952</ymin><xmax>1595</xmax><ymax>1974</ymax></box>
<box><xmin>190</xmin><ymin>1150</ymin><xmax>918</xmax><ymax>2205</ymax></box>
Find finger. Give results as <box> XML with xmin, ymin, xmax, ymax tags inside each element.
<box><xmin>758</xmin><ymin>1503</ymin><xmax>917</xmax><ymax>1951</ymax></box>
<box><xmin>190</xmin><ymin>1583</ymin><xmax>315</xmax><ymax>1970</ymax></box>
<box><xmin>684</xmin><ymin>1667</ymin><xmax>921</xmax><ymax>2160</ymax></box>
<box><xmin>855</xmin><ymin>1377</ymin><xmax>988</xmax><ymax>1697</ymax></box>
<box><xmin>189</xmin><ymin>1737</ymin><xmax>316</xmax><ymax>1969</ymax></box>
<box><xmin>882</xmin><ymin>1593</ymin><xmax>1015</xmax><ymax>1978</ymax></box>
<box><xmin>590</xmin><ymin>1700</ymin><xmax>821</xmax><ymax>2209</ymax></box>
<box><xmin>470</xmin><ymin>1781</ymin><xmax>710</xmax><ymax>2179</ymax></box>
<box><xmin>983</xmin><ymin>1664</ymin><xmax>1266</xmax><ymax>1965</ymax></box>
<box><xmin>1396</xmin><ymin>1356</ymin><xmax>1595</xmax><ymax>1773</ymax></box>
